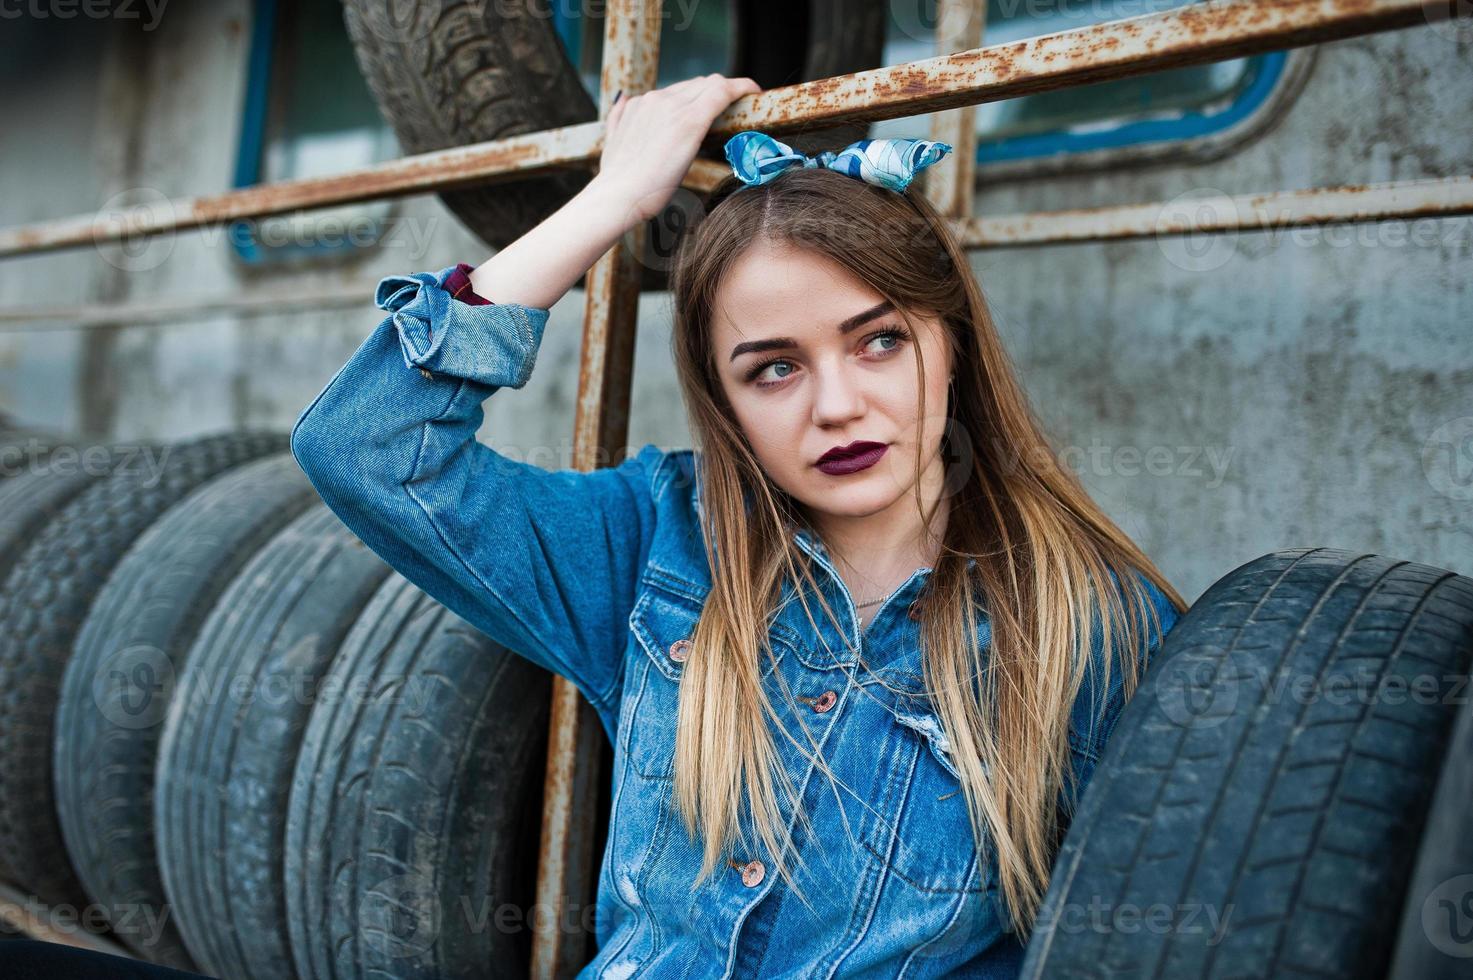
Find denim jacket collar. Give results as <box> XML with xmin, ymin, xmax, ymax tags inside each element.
<box><xmin>689</xmin><ymin>463</ymin><xmax>986</xmax><ymax>677</ymax></box>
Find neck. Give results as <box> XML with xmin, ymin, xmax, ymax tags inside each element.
<box><xmin>807</xmin><ymin>451</ymin><xmax>951</xmax><ymax>589</ymax></box>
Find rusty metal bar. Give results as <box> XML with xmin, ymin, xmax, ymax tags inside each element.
<box><xmin>727</xmin><ymin>0</ymin><xmax>1448</xmax><ymax>134</ymax></box>
<box><xmin>0</xmin><ymin>0</ymin><xmax>1458</xmax><ymax>260</ymax></box>
<box><xmin>959</xmin><ymin>175</ymin><xmax>1473</xmax><ymax>248</ymax></box>
<box><xmin>529</xmin><ymin>2</ymin><xmax>661</xmax><ymax>978</ymax></box>
<box><xmin>0</xmin><ymin>281</ymin><xmax>376</xmax><ymax>330</ymax></box>
<box><xmin>925</xmin><ymin>0</ymin><xmax>987</xmax><ymax>217</ymax></box>
<box><xmin>2</xmin><ymin>177</ymin><xmax>1471</xmax><ymax>333</ymax></box>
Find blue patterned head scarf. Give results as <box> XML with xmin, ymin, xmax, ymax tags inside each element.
<box><xmin>723</xmin><ymin>130</ymin><xmax>953</xmax><ymax>194</ymax></box>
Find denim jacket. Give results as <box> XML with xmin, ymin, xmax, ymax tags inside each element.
<box><xmin>290</xmin><ymin>265</ymin><xmax>1181</xmax><ymax>979</ymax></box>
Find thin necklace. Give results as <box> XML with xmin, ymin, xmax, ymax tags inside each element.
<box><xmin>854</xmin><ymin>595</ymin><xmax>889</xmax><ymax>609</ymax></box>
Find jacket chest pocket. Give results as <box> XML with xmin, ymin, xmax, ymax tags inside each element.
<box><xmin>862</xmin><ymin>704</ymin><xmax>994</xmax><ymax>895</ymax></box>
<box><xmin>623</xmin><ymin>582</ymin><xmax>696</xmax><ymax>780</ymax></box>
<box><xmin>623</xmin><ymin>576</ymin><xmax>795</xmax><ymax>782</ymax></box>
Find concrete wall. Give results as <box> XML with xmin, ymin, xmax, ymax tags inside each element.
<box><xmin>0</xmin><ymin>9</ymin><xmax>1468</xmax><ymax>602</ymax></box>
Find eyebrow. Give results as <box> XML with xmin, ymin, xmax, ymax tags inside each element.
<box><xmin>727</xmin><ymin>300</ymin><xmax>897</xmax><ymax>363</ymax></box>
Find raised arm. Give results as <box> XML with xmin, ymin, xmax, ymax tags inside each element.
<box><xmin>291</xmin><ymin>74</ymin><xmax>761</xmax><ymax>717</ymax></box>
<box><xmin>290</xmin><ymin>262</ymin><xmax>661</xmax><ymax>715</ymax></box>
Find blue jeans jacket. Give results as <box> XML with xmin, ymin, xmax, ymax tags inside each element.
<box><xmin>290</xmin><ymin>265</ymin><xmax>1180</xmax><ymax>978</ymax></box>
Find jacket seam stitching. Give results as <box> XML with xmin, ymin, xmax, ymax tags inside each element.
<box><xmin>896</xmin><ymin>851</ymin><xmax>980</xmax><ymax>977</ymax></box>
<box><xmin>404</xmin><ymin>378</ymin><xmax>621</xmax><ymax>713</ymax></box>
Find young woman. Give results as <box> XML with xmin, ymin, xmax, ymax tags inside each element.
<box><xmin>291</xmin><ymin>74</ymin><xmax>1187</xmax><ymax>977</ymax></box>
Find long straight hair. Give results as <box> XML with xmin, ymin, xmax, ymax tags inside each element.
<box><xmin>664</xmin><ymin>167</ymin><xmax>1187</xmax><ymax>936</ymax></box>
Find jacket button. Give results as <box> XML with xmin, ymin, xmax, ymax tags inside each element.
<box><xmin>668</xmin><ymin>639</ymin><xmax>691</xmax><ymax>662</ymax></box>
<box><xmin>812</xmin><ymin>691</ymin><xmax>836</xmax><ymax>713</ymax></box>
<box><xmin>740</xmin><ymin>860</ymin><xmax>765</xmax><ymax>887</ymax></box>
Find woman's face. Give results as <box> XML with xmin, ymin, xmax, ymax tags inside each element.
<box><xmin>711</xmin><ymin>239</ymin><xmax>954</xmax><ymax>527</ymax></box>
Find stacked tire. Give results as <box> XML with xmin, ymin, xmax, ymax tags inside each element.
<box><xmin>1020</xmin><ymin>549</ymin><xmax>1473</xmax><ymax>980</ymax></box>
<box><xmin>1</xmin><ymin>418</ymin><xmax>1468</xmax><ymax>979</ymax></box>
<box><xmin>0</xmin><ymin>426</ymin><xmax>553</xmax><ymax>978</ymax></box>
<box><xmin>53</xmin><ymin>452</ymin><xmax>325</xmax><ymax>968</ymax></box>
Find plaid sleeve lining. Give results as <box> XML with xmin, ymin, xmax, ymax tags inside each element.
<box><xmin>445</xmin><ymin>262</ymin><xmax>493</xmax><ymax>305</ymax></box>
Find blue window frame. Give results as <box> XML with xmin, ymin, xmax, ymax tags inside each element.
<box><xmin>231</xmin><ymin>0</ymin><xmax>399</xmax><ymax>265</ymax></box>
<box><xmin>877</xmin><ymin>0</ymin><xmax>1289</xmax><ymax>167</ymax></box>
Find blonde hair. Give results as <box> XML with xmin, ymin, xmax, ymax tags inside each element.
<box><xmin>665</xmin><ymin>167</ymin><xmax>1187</xmax><ymax>937</ymax></box>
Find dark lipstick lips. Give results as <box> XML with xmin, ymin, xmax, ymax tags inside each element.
<box><xmin>818</xmin><ymin>440</ymin><xmax>886</xmax><ymax>465</ymax></box>
<box><xmin>815</xmin><ymin>441</ymin><xmax>887</xmax><ymax>476</ymax></box>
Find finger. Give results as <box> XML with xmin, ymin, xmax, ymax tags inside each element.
<box><xmin>723</xmin><ymin>80</ymin><xmax>761</xmax><ymax>109</ymax></box>
<box><xmin>700</xmin><ymin>79</ymin><xmax>755</xmax><ymax>112</ymax></box>
<box><xmin>659</xmin><ymin>75</ymin><xmax>712</xmax><ymax>97</ymax></box>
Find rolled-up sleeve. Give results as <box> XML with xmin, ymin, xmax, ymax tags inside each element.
<box><xmin>290</xmin><ymin>264</ymin><xmax>664</xmax><ymax>721</ymax></box>
<box><xmin>374</xmin><ymin>266</ymin><xmax>545</xmax><ymax>386</ymax></box>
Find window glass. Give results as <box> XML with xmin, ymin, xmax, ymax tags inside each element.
<box><xmin>557</xmin><ymin>0</ymin><xmax>738</xmax><ymax>100</ymax></box>
<box><xmin>233</xmin><ymin>0</ymin><xmax>400</xmax><ymax>265</ymax></box>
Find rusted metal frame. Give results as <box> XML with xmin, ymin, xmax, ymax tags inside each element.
<box><xmin>0</xmin><ymin>281</ymin><xmax>376</xmax><ymax>330</ymax></box>
<box><xmin>529</xmin><ymin>3</ymin><xmax>661</xmax><ymax>979</ymax></box>
<box><xmin>959</xmin><ymin>175</ymin><xmax>1473</xmax><ymax>248</ymax></box>
<box><xmin>721</xmin><ymin>0</ymin><xmax>1447</xmax><ymax>136</ymax></box>
<box><xmin>925</xmin><ymin>0</ymin><xmax>987</xmax><ymax>217</ymax></box>
<box><xmin>3</xmin><ymin>176</ymin><xmax>1471</xmax><ymax>333</ymax></box>
<box><xmin>0</xmin><ymin>0</ymin><xmax>1456</xmax><ymax>260</ymax></box>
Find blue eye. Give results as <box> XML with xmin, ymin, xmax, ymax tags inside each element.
<box><xmin>746</xmin><ymin>325</ymin><xmax>913</xmax><ymax>389</ymax></box>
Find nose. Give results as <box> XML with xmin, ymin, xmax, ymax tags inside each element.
<box><xmin>810</xmin><ymin>359</ymin><xmax>865</xmax><ymax>428</ymax></box>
